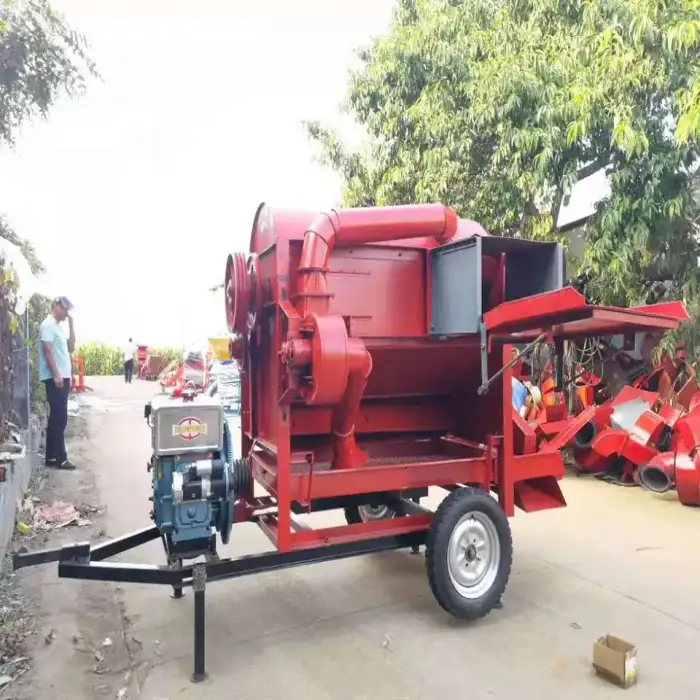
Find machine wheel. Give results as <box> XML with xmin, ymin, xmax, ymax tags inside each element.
<box><xmin>426</xmin><ymin>487</ymin><xmax>512</xmax><ymax>620</ymax></box>
<box><xmin>344</xmin><ymin>503</ymin><xmax>396</xmax><ymax>524</ymax></box>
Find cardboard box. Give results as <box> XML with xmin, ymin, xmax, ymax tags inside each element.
<box><xmin>592</xmin><ymin>635</ymin><xmax>638</xmax><ymax>688</ymax></box>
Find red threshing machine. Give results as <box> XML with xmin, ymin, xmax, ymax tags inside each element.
<box><xmin>14</xmin><ymin>203</ymin><xmax>685</xmax><ymax>681</ymax></box>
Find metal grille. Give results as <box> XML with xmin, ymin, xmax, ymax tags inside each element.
<box><xmin>11</xmin><ymin>343</ymin><xmax>30</xmax><ymax>429</ymax></box>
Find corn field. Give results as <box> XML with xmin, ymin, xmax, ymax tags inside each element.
<box><xmin>75</xmin><ymin>343</ymin><xmax>182</xmax><ymax>376</ymax></box>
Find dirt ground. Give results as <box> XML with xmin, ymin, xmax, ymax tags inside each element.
<box><xmin>6</xmin><ymin>375</ymin><xmax>700</xmax><ymax>700</ymax></box>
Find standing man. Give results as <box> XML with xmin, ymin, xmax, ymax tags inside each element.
<box><xmin>39</xmin><ymin>297</ymin><xmax>76</xmax><ymax>470</ymax></box>
<box><xmin>124</xmin><ymin>337</ymin><xmax>135</xmax><ymax>383</ymax></box>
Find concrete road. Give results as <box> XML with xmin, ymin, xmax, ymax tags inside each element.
<box><xmin>25</xmin><ymin>376</ymin><xmax>700</xmax><ymax>699</ymax></box>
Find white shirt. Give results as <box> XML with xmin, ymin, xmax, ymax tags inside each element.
<box><xmin>124</xmin><ymin>343</ymin><xmax>135</xmax><ymax>363</ymax></box>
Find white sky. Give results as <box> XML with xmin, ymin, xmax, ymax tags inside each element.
<box><xmin>0</xmin><ymin>0</ymin><xmax>395</xmax><ymax>346</ymax></box>
<box><xmin>0</xmin><ymin>0</ymin><xmax>601</xmax><ymax>347</ymax></box>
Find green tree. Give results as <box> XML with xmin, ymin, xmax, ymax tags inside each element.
<box><xmin>306</xmin><ymin>0</ymin><xmax>700</xmax><ymax>307</ymax></box>
<box><xmin>673</xmin><ymin>0</ymin><xmax>700</xmax><ymax>144</ymax></box>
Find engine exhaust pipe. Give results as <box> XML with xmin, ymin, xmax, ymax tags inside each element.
<box><xmin>573</xmin><ymin>421</ymin><xmax>597</xmax><ymax>449</ymax></box>
<box><xmin>637</xmin><ymin>454</ymin><xmax>676</xmax><ymax>493</ymax></box>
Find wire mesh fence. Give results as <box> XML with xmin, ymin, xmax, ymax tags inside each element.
<box><xmin>10</xmin><ymin>309</ymin><xmax>30</xmax><ymax>430</ymax></box>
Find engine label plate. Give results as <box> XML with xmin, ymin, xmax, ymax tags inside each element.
<box><xmin>172</xmin><ymin>417</ymin><xmax>208</xmax><ymax>441</ymax></box>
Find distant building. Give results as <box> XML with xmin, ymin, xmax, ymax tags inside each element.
<box><xmin>555</xmin><ymin>169</ymin><xmax>609</xmax><ymax>261</ymax></box>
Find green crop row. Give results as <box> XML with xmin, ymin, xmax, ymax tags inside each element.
<box><xmin>75</xmin><ymin>342</ymin><xmax>182</xmax><ymax>376</ymax></box>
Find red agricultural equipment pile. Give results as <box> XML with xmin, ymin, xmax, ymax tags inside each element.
<box><xmin>158</xmin><ymin>347</ymin><xmax>212</xmax><ymax>397</ymax></box>
<box><xmin>137</xmin><ymin>345</ymin><xmax>170</xmax><ymax>381</ymax></box>
<box><xmin>70</xmin><ymin>356</ymin><xmax>91</xmax><ymax>393</ymax></box>
<box><xmin>516</xmin><ymin>334</ymin><xmax>700</xmax><ymax>506</ymax></box>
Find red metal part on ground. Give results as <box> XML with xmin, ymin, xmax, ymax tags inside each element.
<box><xmin>500</xmin><ymin>282</ymin><xmax>700</xmax><ymax>502</ymax></box>
<box><xmin>70</xmin><ymin>356</ymin><xmax>91</xmax><ymax>393</ymax></box>
<box><xmin>527</xmin><ymin>347</ymin><xmax>700</xmax><ymax>503</ymax></box>
<box><xmin>136</xmin><ymin>345</ymin><xmax>148</xmax><ymax>376</ymax></box>
<box><xmin>223</xmin><ymin>202</ymin><xmax>685</xmax><ymax>552</ymax></box>
<box><xmin>139</xmin><ymin>354</ymin><xmax>169</xmax><ymax>381</ymax></box>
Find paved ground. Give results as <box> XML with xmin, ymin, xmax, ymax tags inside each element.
<box><xmin>16</xmin><ymin>376</ymin><xmax>700</xmax><ymax>699</ymax></box>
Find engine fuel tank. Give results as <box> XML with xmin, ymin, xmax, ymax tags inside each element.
<box><xmin>150</xmin><ymin>394</ymin><xmax>225</xmax><ymax>456</ymax></box>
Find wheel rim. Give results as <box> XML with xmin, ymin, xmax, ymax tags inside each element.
<box><xmin>358</xmin><ymin>504</ymin><xmax>393</xmax><ymax>521</ymax></box>
<box><xmin>447</xmin><ymin>511</ymin><xmax>500</xmax><ymax>600</ymax></box>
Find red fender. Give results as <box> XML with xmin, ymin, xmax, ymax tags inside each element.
<box><xmin>611</xmin><ymin>385</ymin><xmax>660</xmax><ymax>408</ymax></box>
<box><xmin>668</xmin><ymin>412</ymin><xmax>700</xmax><ymax>506</ymax></box>
<box><xmin>630</xmin><ymin>409</ymin><xmax>668</xmax><ymax>445</ymax></box>
<box><xmin>676</xmin><ymin>452</ymin><xmax>700</xmax><ymax>506</ymax></box>
<box><xmin>657</xmin><ymin>404</ymin><xmax>683</xmax><ymax>429</ymax></box>
<box><xmin>590</xmin><ymin>428</ymin><xmax>658</xmax><ymax>466</ymax></box>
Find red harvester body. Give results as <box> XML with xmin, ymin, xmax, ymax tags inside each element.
<box><xmin>224</xmin><ymin>202</ymin><xmax>684</xmax><ymax>618</ymax></box>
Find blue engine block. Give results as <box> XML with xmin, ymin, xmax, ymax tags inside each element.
<box><xmin>149</xmin><ymin>417</ymin><xmax>237</xmax><ymax>558</ymax></box>
<box><xmin>152</xmin><ymin>455</ymin><xmax>218</xmax><ymax>543</ymax></box>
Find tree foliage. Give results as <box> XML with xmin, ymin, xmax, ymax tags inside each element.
<box><xmin>27</xmin><ymin>291</ymin><xmax>51</xmax><ymax>412</ymax></box>
<box><xmin>0</xmin><ymin>0</ymin><xmax>97</xmax><ymax>146</ymax></box>
<box><xmin>75</xmin><ymin>343</ymin><xmax>182</xmax><ymax>377</ymax></box>
<box><xmin>306</xmin><ymin>0</ymin><xmax>700</xmax><ymax>307</ymax></box>
<box><xmin>673</xmin><ymin>0</ymin><xmax>700</xmax><ymax>143</ymax></box>
<box><xmin>0</xmin><ymin>215</ymin><xmax>44</xmax><ymax>274</ymax></box>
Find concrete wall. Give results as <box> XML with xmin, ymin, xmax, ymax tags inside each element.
<box><xmin>0</xmin><ymin>421</ymin><xmax>41</xmax><ymax>563</ymax></box>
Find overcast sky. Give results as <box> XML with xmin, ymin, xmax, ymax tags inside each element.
<box><xmin>0</xmin><ymin>0</ymin><xmax>600</xmax><ymax>347</ymax></box>
<box><xmin>0</xmin><ymin>0</ymin><xmax>395</xmax><ymax>346</ymax></box>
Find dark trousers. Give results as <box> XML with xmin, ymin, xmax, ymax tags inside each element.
<box><xmin>124</xmin><ymin>359</ymin><xmax>134</xmax><ymax>383</ymax></box>
<box><xmin>44</xmin><ymin>378</ymin><xmax>70</xmax><ymax>464</ymax></box>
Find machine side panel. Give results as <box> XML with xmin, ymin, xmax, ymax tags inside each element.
<box><xmin>253</xmin><ymin>247</ymin><xmax>279</xmax><ymax>445</ymax></box>
<box><xmin>429</xmin><ymin>237</ymin><xmax>482</xmax><ymax>336</ymax></box>
<box><xmin>289</xmin><ymin>242</ymin><xmax>427</xmax><ymax>338</ymax></box>
<box><xmin>246</xmin><ymin>246</ymin><xmax>278</xmax><ymax>448</ymax></box>
<box><xmin>289</xmin><ymin>341</ymin><xmax>482</xmax><ymax>439</ymax></box>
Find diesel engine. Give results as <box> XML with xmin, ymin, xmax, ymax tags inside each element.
<box><xmin>145</xmin><ymin>390</ymin><xmax>249</xmax><ymax>561</ymax></box>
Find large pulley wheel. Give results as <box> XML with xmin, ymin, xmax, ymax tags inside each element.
<box><xmin>218</xmin><ymin>495</ymin><xmax>234</xmax><ymax>545</ymax></box>
<box><xmin>225</xmin><ymin>252</ymin><xmax>261</xmax><ymax>335</ymax></box>
<box><xmin>426</xmin><ymin>487</ymin><xmax>512</xmax><ymax>620</ymax></box>
<box><xmin>344</xmin><ymin>503</ymin><xmax>396</xmax><ymax>525</ymax></box>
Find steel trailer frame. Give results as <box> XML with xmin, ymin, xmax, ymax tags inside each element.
<box><xmin>13</xmin><ymin>493</ymin><xmax>433</xmax><ymax>682</ymax></box>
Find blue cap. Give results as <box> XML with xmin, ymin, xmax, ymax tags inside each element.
<box><xmin>55</xmin><ymin>296</ymin><xmax>73</xmax><ymax>310</ymax></box>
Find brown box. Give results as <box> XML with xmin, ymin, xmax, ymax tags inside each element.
<box><xmin>592</xmin><ymin>635</ymin><xmax>638</xmax><ymax>688</ymax></box>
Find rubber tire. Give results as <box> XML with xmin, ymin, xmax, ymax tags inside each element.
<box><xmin>426</xmin><ymin>486</ymin><xmax>512</xmax><ymax>620</ymax></box>
<box><xmin>344</xmin><ymin>504</ymin><xmax>396</xmax><ymax>525</ymax></box>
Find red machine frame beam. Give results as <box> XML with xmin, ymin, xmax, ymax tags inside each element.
<box><xmin>484</xmin><ymin>288</ymin><xmax>683</xmax><ymax>340</ymax></box>
<box><xmin>250</xmin><ymin>446</ymin><xmax>563</xmax><ymax>505</ymax></box>
<box><xmin>258</xmin><ymin>512</ymin><xmax>435</xmax><ymax>551</ymax></box>
<box><xmin>290</xmin><ymin>458</ymin><xmax>490</xmax><ymax>500</ymax></box>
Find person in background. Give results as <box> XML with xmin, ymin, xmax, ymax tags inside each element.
<box><xmin>39</xmin><ymin>297</ymin><xmax>76</xmax><ymax>470</ymax></box>
<box><xmin>124</xmin><ymin>337</ymin><xmax>135</xmax><ymax>383</ymax></box>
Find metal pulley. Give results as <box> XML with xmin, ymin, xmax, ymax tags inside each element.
<box><xmin>225</xmin><ymin>252</ymin><xmax>262</xmax><ymax>335</ymax></box>
<box><xmin>229</xmin><ymin>334</ymin><xmax>249</xmax><ymax>373</ymax></box>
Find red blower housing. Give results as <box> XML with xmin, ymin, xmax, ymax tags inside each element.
<box><xmin>224</xmin><ymin>202</ymin><xmax>683</xmax><ymax>621</ymax></box>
